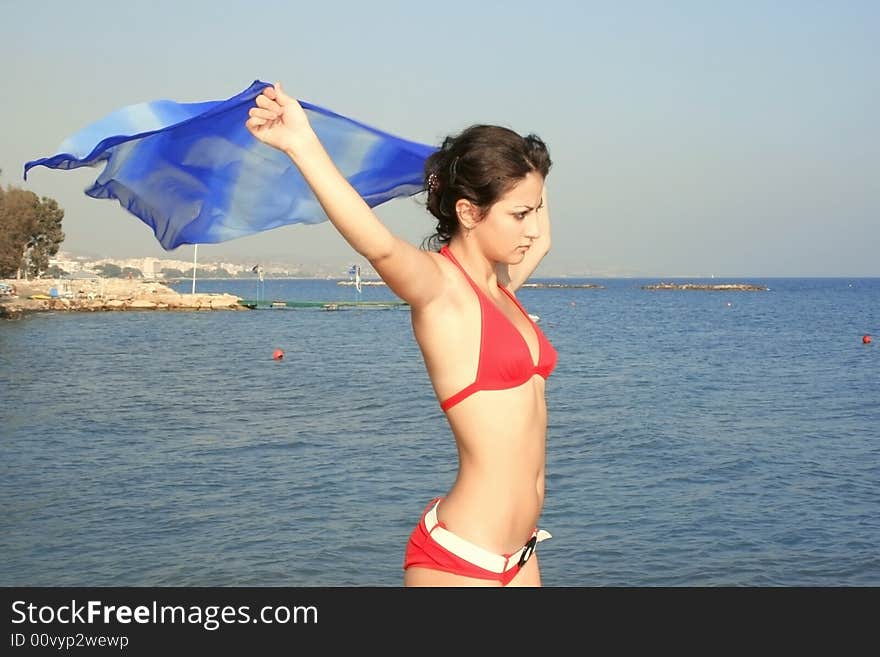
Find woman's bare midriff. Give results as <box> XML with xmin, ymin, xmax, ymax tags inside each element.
<box><xmin>438</xmin><ymin>377</ymin><xmax>547</xmax><ymax>553</ymax></box>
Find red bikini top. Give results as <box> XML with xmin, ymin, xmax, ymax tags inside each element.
<box><xmin>438</xmin><ymin>246</ymin><xmax>558</xmax><ymax>411</ymax></box>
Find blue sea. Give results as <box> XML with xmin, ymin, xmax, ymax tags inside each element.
<box><xmin>1</xmin><ymin>277</ymin><xmax>877</xmax><ymax>586</ymax></box>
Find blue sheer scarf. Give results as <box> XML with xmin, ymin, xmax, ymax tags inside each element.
<box><xmin>24</xmin><ymin>80</ymin><xmax>435</xmax><ymax>250</ymax></box>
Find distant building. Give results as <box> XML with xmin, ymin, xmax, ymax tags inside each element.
<box><xmin>142</xmin><ymin>257</ymin><xmax>160</xmax><ymax>280</ymax></box>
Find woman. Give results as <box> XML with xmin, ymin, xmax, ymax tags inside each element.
<box><xmin>246</xmin><ymin>83</ymin><xmax>557</xmax><ymax>587</ymax></box>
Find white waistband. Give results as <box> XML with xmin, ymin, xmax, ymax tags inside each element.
<box><xmin>424</xmin><ymin>500</ymin><xmax>551</xmax><ymax>574</ymax></box>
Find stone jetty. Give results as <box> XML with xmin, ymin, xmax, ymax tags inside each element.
<box><xmin>642</xmin><ymin>282</ymin><xmax>768</xmax><ymax>291</ymax></box>
<box><xmin>520</xmin><ymin>282</ymin><xmax>603</xmax><ymax>289</ymax></box>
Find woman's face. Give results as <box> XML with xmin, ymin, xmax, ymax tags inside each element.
<box><xmin>473</xmin><ymin>171</ymin><xmax>545</xmax><ymax>264</ymax></box>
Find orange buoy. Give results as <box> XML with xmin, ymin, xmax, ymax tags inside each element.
<box><xmin>273</xmin><ymin>348</ymin><xmax>285</xmax><ymax>360</ymax></box>
<box><xmin>864</xmin><ymin>335</ymin><xmax>872</xmax><ymax>344</ymax></box>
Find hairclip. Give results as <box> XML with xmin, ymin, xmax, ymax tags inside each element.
<box><xmin>427</xmin><ymin>171</ymin><xmax>440</xmax><ymax>193</ymax></box>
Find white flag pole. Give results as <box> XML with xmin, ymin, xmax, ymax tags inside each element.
<box><xmin>191</xmin><ymin>244</ymin><xmax>198</xmax><ymax>294</ymax></box>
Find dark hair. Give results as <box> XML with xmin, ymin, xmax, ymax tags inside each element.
<box><xmin>422</xmin><ymin>124</ymin><xmax>552</xmax><ymax>250</ymax></box>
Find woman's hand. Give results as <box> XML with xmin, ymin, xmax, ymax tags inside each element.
<box><xmin>245</xmin><ymin>82</ymin><xmax>313</xmax><ymax>155</ymax></box>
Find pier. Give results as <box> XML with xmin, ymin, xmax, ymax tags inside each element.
<box><xmin>237</xmin><ymin>299</ymin><xmax>409</xmax><ymax>310</ymax></box>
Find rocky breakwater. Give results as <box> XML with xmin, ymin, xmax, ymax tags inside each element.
<box><xmin>642</xmin><ymin>282</ymin><xmax>768</xmax><ymax>291</ymax></box>
<box><xmin>0</xmin><ymin>278</ymin><xmax>246</xmax><ymax>319</ymax></box>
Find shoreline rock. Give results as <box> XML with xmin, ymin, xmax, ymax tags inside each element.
<box><xmin>0</xmin><ymin>278</ymin><xmax>246</xmax><ymax>319</ymax></box>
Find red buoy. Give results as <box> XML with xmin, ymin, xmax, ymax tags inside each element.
<box><xmin>273</xmin><ymin>348</ymin><xmax>285</xmax><ymax>360</ymax></box>
<box><xmin>864</xmin><ymin>335</ymin><xmax>872</xmax><ymax>344</ymax></box>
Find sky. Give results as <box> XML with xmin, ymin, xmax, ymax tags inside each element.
<box><xmin>2</xmin><ymin>0</ymin><xmax>877</xmax><ymax>277</ymax></box>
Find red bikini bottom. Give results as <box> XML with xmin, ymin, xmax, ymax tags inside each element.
<box><xmin>403</xmin><ymin>498</ymin><xmax>551</xmax><ymax>586</ymax></box>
